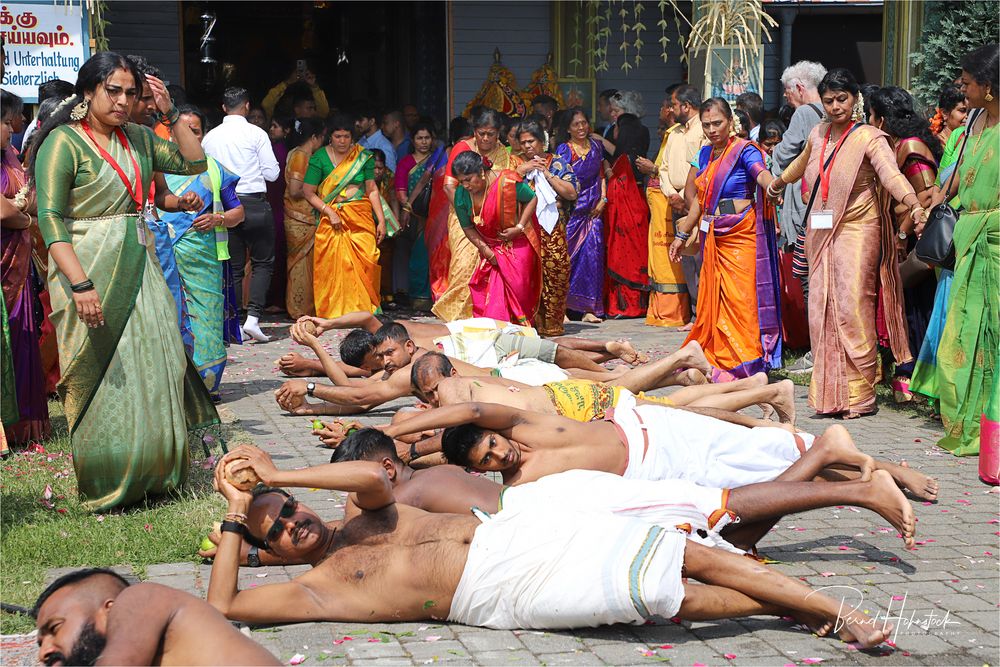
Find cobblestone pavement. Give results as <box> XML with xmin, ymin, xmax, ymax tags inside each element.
<box><xmin>49</xmin><ymin>317</ymin><xmax>1000</xmax><ymax>665</ymax></box>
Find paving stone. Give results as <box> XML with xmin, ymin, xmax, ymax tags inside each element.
<box><xmin>472</xmin><ymin>649</ymin><xmax>541</xmax><ymax>665</ymax></box>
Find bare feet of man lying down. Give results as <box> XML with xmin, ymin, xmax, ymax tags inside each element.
<box><xmin>676</xmin><ymin>340</ymin><xmax>713</xmax><ymax>377</ymax></box>
<box><xmin>278</xmin><ymin>353</ymin><xmax>324</xmax><ymax>377</ymax></box>
<box><xmin>880</xmin><ymin>460</ymin><xmax>939</xmax><ymax>502</ymax></box>
<box><xmin>862</xmin><ymin>470</ymin><xmax>917</xmax><ymax>547</ymax></box>
<box><xmin>674</xmin><ymin>368</ymin><xmax>708</xmax><ymax>386</ymax></box>
<box><xmin>811</xmin><ymin>424</ymin><xmax>876</xmax><ymax>481</ymax></box>
<box><xmin>605</xmin><ymin>339</ymin><xmax>649</xmax><ymax>366</ymax></box>
<box><xmin>762</xmin><ymin>379</ymin><xmax>796</xmax><ymax>425</ymax></box>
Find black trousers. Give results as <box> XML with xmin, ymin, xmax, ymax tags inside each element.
<box><xmin>230</xmin><ymin>193</ymin><xmax>275</xmax><ymax>318</ymax></box>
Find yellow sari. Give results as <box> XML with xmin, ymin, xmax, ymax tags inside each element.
<box><xmin>431</xmin><ymin>139</ymin><xmax>521</xmax><ymax>321</ymax></box>
<box><xmin>312</xmin><ymin>144</ymin><xmax>381</xmax><ymax>317</ymax></box>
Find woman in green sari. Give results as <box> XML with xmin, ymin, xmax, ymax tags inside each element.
<box><xmin>28</xmin><ymin>52</ymin><xmax>218</xmax><ymax>510</ymax></box>
<box><xmin>922</xmin><ymin>44</ymin><xmax>999</xmax><ymax>456</ymax></box>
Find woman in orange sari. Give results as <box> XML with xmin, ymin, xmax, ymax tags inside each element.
<box><xmin>303</xmin><ymin>113</ymin><xmax>387</xmax><ymax>317</ymax></box>
<box><xmin>432</xmin><ymin>109</ymin><xmax>521</xmax><ymax>321</ymax></box>
<box><xmin>670</xmin><ymin>99</ymin><xmax>782</xmax><ymax>380</ymax></box>
<box><xmin>451</xmin><ymin>151</ymin><xmax>540</xmax><ymax>325</ymax></box>
<box><xmin>283</xmin><ymin>117</ymin><xmax>326</xmax><ymax>319</ymax></box>
<box><xmin>771</xmin><ymin>69</ymin><xmax>928</xmax><ymax>418</ymax></box>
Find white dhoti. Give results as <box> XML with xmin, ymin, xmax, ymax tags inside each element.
<box><xmin>448</xmin><ymin>508</ymin><xmax>686</xmax><ymax>630</ymax></box>
<box><xmin>500</xmin><ymin>469</ymin><xmax>742</xmax><ymax>553</ymax></box>
<box><xmin>612</xmin><ymin>390</ymin><xmax>815</xmax><ymax>487</ymax></box>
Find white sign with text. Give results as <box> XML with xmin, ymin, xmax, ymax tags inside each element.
<box><xmin>1</xmin><ymin>2</ymin><xmax>89</xmax><ymax>102</ymax></box>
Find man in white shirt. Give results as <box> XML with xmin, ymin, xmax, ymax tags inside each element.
<box><xmin>356</xmin><ymin>105</ymin><xmax>397</xmax><ymax>171</ymax></box>
<box><xmin>202</xmin><ymin>87</ymin><xmax>281</xmax><ymax>342</ymax></box>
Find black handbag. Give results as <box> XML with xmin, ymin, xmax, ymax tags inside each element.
<box><xmin>915</xmin><ymin>109</ymin><xmax>980</xmax><ymax>270</ymax></box>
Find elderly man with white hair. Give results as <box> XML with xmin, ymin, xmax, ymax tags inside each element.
<box><xmin>771</xmin><ymin>60</ymin><xmax>826</xmax><ymax>373</ymax></box>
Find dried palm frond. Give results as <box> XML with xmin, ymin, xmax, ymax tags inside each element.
<box><xmin>678</xmin><ymin>0</ymin><xmax>776</xmax><ymax>68</ymax></box>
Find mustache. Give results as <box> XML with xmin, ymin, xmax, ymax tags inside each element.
<box><xmin>44</xmin><ymin>653</ymin><xmax>67</xmax><ymax>666</ymax></box>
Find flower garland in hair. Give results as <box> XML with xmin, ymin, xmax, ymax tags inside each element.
<box><xmin>852</xmin><ymin>92</ymin><xmax>866</xmax><ymax>123</ymax></box>
<box><xmin>929</xmin><ymin>108</ymin><xmax>944</xmax><ymax>135</ymax></box>
<box><xmin>730</xmin><ymin>111</ymin><xmax>743</xmax><ymax>137</ymax></box>
<box><xmin>543</xmin><ymin>129</ymin><xmax>551</xmax><ymax>151</ymax></box>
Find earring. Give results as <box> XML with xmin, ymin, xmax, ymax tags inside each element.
<box><xmin>70</xmin><ymin>98</ymin><xmax>90</xmax><ymax>121</ymax></box>
<box><xmin>986</xmin><ymin>90</ymin><xmax>995</xmax><ymax>102</ymax></box>
<box><xmin>852</xmin><ymin>92</ymin><xmax>865</xmax><ymax>123</ymax></box>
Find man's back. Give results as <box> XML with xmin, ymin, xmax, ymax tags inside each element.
<box><xmin>202</xmin><ymin>116</ymin><xmax>279</xmax><ymax>194</ymax></box>
<box><xmin>100</xmin><ymin>583</ymin><xmax>280</xmax><ymax>665</ymax></box>
<box><xmin>438</xmin><ymin>376</ymin><xmax>552</xmax><ymax>413</ymax></box>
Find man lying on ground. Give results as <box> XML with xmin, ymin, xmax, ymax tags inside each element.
<box><xmin>381</xmin><ymin>400</ymin><xmax>939</xmax><ymax>529</ymax></box>
<box><xmin>278</xmin><ymin>312</ymin><xmax>648</xmax><ymax>377</ymax></box>
<box><xmin>274</xmin><ymin>322</ymin><xmax>705</xmax><ymax>417</ymax></box>
<box><xmin>34</xmin><ymin>568</ymin><xmax>278</xmax><ymax>666</ymax></box>
<box><xmin>200</xmin><ymin>429</ymin><xmax>913</xmax><ymax>565</ymax></box>
<box><xmin>206</xmin><ymin>445</ymin><xmax>896</xmax><ymax>648</ymax></box>
<box><xmin>409</xmin><ymin>351</ymin><xmax>797</xmax><ymax>424</ymax></box>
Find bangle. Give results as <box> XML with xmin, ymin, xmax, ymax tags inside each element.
<box><xmin>220</xmin><ymin>520</ymin><xmax>244</xmax><ymax>535</ymax></box>
<box><xmin>515</xmin><ymin>223</ymin><xmax>525</xmax><ymax>231</ymax></box>
<box><xmin>70</xmin><ymin>279</ymin><xmax>94</xmax><ymax>293</ymax></box>
<box><xmin>675</xmin><ymin>230</ymin><xmax>691</xmax><ymax>241</ymax></box>
<box><xmin>225</xmin><ymin>512</ymin><xmax>247</xmax><ymax>522</ymax></box>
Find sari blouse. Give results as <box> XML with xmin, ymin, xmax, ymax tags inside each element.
<box><xmin>394</xmin><ymin>154</ymin><xmax>419</xmax><ymax>192</ymax></box>
<box><xmin>304</xmin><ymin>146</ymin><xmax>375</xmax><ymax>188</ymax></box>
<box><xmin>283</xmin><ymin>147</ymin><xmax>315</xmax><ymax>225</ymax></box>
<box><xmin>895</xmin><ymin>137</ymin><xmax>937</xmax><ymax>193</ymax></box>
<box><xmin>454</xmin><ymin>181</ymin><xmax>535</xmax><ymax>229</ymax></box>
<box><xmin>695</xmin><ymin>142</ymin><xmax>767</xmax><ymax>200</ymax></box>
<box><xmin>36</xmin><ymin>123</ymin><xmax>207</xmax><ymax>246</ymax></box>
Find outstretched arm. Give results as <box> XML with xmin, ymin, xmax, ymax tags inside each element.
<box><xmin>275</xmin><ymin>373</ymin><xmax>410</xmax><ymax>412</ymax></box>
<box><xmin>290</xmin><ymin>322</ymin><xmax>354</xmax><ymax>386</ymax></box>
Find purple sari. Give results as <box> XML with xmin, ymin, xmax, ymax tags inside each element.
<box><xmin>557</xmin><ymin>138</ymin><xmax>605</xmax><ymax>315</ymax></box>
<box><xmin>1</xmin><ymin>147</ymin><xmax>49</xmax><ymax>444</ymax></box>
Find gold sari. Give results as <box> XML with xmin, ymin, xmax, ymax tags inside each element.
<box><xmin>313</xmin><ymin>144</ymin><xmax>381</xmax><ymax>317</ymax></box>
<box><xmin>283</xmin><ymin>146</ymin><xmax>316</xmax><ymax>319</ymax></box>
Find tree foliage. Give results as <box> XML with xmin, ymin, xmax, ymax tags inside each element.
<box><xmin>909</xmin><ymin>0</ymin><xmax>997</xmax><ymax>109</ymax></box>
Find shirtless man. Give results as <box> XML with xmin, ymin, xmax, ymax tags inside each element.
<box><xmin>201</xmin><ymin>428</ymin><xmax>915</xmax><ymax>565</ymax></box>
<box><xmin>382</xmin><ymin>402</ymin><xmax>938</xmax><ymax>535</ymax></box>
<box><xmin>34</xmin><ymin>568</ymin><xmax>278</xmax><ymax>666</ymax></box>
<box><xmin>274</xmin><ymin>322</ymin><xmax>697</xmax><ymax>417</ymax></box>
<box><xmin>207</xmin><ymin>446</ymin><xmax>895</xmax><ymax>648</ymax></box>
<box><xmin>409</xmin><ymin>351</ymin><xmax>798</xmax><ymax>425</ymax></box>
<box><xmin>278</xmin><ymin>312</ymin><xmax>648</xmax><ymax>377</ymax></box>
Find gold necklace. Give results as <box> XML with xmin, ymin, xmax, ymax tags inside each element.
<box><xmin>472</xmin><ymin>174</ymin><xmax>491</xmax><ymax>226</ymax></box>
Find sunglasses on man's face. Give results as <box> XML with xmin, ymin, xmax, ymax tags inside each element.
<box><xmin>263</xmin><ymin>496</ymin><xmax>297</xmax><ymax>548</ymax></box>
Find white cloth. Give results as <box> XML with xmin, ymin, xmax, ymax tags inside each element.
<box><xmin>611</xmin><ymin>390</ymin><xmax>814</xmax><ymax>487</ymax></box>
<box><xmin>501</xmin><ymin>469</ymin><xmax>742</xmax><ymax>554</ymax></box>
<box><xmin>201</xmin><ymin>115</ymin><xmax>280</xmax><ymax>194</ymax></box>
<box><xmin>527</xmin><ymin>169</ymin><xmax>559</xmax><ymax>234</ymax></box>
<box><xmin>495</xmin><ymin>358</ymin><xmax>568</xmax><ymax>385</ymax></box>
<box><xmin>443</xmin><ymin>317</ymin><xmax>537</xmax><ymax>338</ymax></box>
<box><xmin>448</xmin><ymin>507</ymin><xmax>686</xmax><ymax>629</ymax></box>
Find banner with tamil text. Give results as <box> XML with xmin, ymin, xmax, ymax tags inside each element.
<box><xmin>1</xmin><ymin>1</ymin><xmax>90</xmax><ymax>102</ymax></box>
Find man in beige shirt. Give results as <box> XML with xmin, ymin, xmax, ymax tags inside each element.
<box><xmin>657</xmin><ymin>84</ymin><xmax>706</xmax><ymax>327</ymax></box>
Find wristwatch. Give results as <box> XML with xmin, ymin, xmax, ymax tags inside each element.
<box><xmin>246</xmin><ymin>545</ymin><xmax>261</xmax><ymax>567</ymax></box>
<box><xmin>306</xmin><ymin>382</ymin><xmax>316</xmax><ymax>397</ymax></box>
<box><xmin>897</xmin><ymin>230</ymin><xmax>908</xmax><ymax>240</ymax></box>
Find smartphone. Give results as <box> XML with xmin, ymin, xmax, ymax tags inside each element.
<box><xmin>296</xmin><ymin>59</ymin><xmax>307</xmax><ymax>76</ymax></box>
<box><xmin>718</xmin><ymin>199</ymin><xmax>737</xmax><ymax>215</ymax></box>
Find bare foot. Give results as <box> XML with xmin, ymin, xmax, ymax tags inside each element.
<box><xmin>759</xmin><ymin>403</ymin><xmax>776</xmax><ymax>421</ymax></box>
<box><xmin>675</xmin><ymin>368</ymin><xmax>707</xmax><ymax>386</ymax></box>
<box><xmin>834</xmin><ymin>607</ymin><xmax>893</xmax><ymax>649</ymax></box>
<box><xmin>788</xmin><ymin>610</ymin><xmax>833</xmax><ymax>637</ymax></box>
<box><xmin>678</xmin><ymin>340</ymin><xmax>712</xmax><ymax>376</ymax></box>
<box><xmin>582</xmin><ymin>313</ymin><xmax>603</xmax><ymax>323</ymax></box>
<box><xmin>769</xmin><ymin>379</ymin><xmax>797</xmax><ymax>425</ymax></box>
<box><xmin>816</xmin><ymin>424</ymin><xmax>875</xmax><ymax>481</ymax></box>
<box><xmin>748</xmin><ymin>372</ymin><xmax>769</xmax><ymax>388</ymax></box>
<box><xmin>675</xmin><ymin>322</ymin><xmax>694</xmax><ymax>332</ymax></box>
<box><xmin>860</xmin><ymin>470</ymin><xmax>916</xmax><ymax>548</ymax></box>
<box><xmin>278</xmin><ymin>353</ymin><xmax>324</xmax><ymax>377</ymax></box>
<box><xmin>606</xmin><ymin>339</ymin><xmax>648</xmax><ymax>366</ymax></box>
<box><xmin>880</xmin><ymin>460</ymin><xmax>939</xmax><ymax>501</ymax></box>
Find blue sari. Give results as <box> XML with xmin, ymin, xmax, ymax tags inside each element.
<box><xmin>153</xmin><ymin>159</ymin><xmax>243</xmax><ymax>397</ymax></box>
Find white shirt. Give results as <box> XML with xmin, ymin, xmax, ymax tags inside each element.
<box><xmin>201</xmin><ymin>115</ymin><xmax>280</xmax><ymax>194</ymax></box>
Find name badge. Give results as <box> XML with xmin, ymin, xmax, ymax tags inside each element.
<box><xmin>699</xmin><ymin>218</ymin><xmax>711</xmax><ymax>233</ymax></box>
<box><xmin>810</xmin><ymin>209</ymin><xmax>834</xmax><ymax>230</ymax></box>
<box><xmin>139</xmin><ymin>205</ymin><xmax>156</xmax><ymax>246</ymax></box>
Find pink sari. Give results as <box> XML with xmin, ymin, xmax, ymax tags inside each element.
<box><xmin>469</xmin><ymin>171</ymin><xmax>542</xmax><ymax>326</ymax></box>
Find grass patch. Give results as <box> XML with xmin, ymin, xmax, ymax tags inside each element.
<box><xmin>0</xmin><ymin>402</ymin><xmax>249</xmax><ymax>633</ymax></box>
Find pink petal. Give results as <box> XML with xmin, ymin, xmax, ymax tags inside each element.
<box><xmin>820</xmin><ymin>572</ymin><xmax>836</xmax><ymax>577</ymax></box>
<box><xmin>724</xmin><ymin>653</ymin><xmax>737</xmax><ymax>659</ymax></box>
<box><xmin>424</xmin><ymin>636</ymin><xmax>442</xmax><ymax>642</ymax></box>
<box><xmin>288</xmin><ymin>654</ymin><xmax>305</xmax><ymax>665</ymax></box>
<box><xmin>657</xmin><ymin>644</ymin><xmax>673</xmax><ymax>649</ymax></box>
<box><xmin>803</xmin><ymin>659</ymin><xmax>824</xmax><ymax>664</ymax></box>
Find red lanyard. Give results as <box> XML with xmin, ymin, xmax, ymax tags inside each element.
<box><xmin>80</xmin><ymin>120</ymin><xmax>144</xmax><ymax>212</ymax></box>
<box><xmin>818</xmin><ymin>123</ymin><xmax>856</xmax><ymax>205</ymax></box>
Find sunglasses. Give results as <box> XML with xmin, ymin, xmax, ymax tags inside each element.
<box><xmin>263</xmin><ymin>496</ymin><xmax>297</xmax><ymax>549</ymax></box>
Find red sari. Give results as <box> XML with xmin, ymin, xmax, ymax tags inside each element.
<box><xmin>605</xmin><ymin>155</ymin><xmax>650</xmax><ymax>317</ymax></box>
<box><xmin>467</xmin><ymin>171</ymin><xmax>542</xmax><ymax>326</ymax></box>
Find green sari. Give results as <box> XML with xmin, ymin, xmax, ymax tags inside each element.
<box><xmin>1</xmin><ymin>295</ymin><xmax>18</xmax><ymax>455</ymax></box>
<box><xmin>935</xmin><ymin>119</ymin><xmax>999</xmax><ymax>455</ymax></box>
<box><xmin>35</xmin><ymin>123</ymin><xmax>218</xmax><ymax>510</ymax></box>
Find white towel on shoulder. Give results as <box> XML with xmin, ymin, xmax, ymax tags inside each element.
<box><xmin>527</xmin><ymin>169</ymin><xmax>559</xmax><ymax>234</ymax></box>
